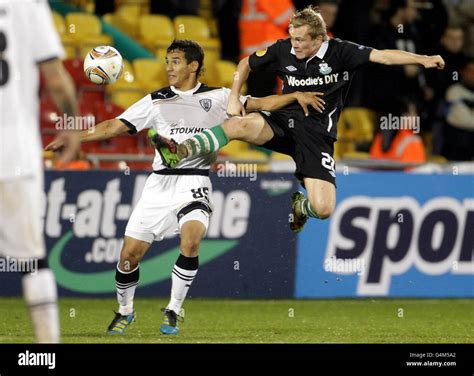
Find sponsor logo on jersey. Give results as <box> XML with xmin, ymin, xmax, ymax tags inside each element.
<box><xmin>170</xmin><ymin>127</ymin><xmax>207</xmax><ymax>135</ymax></box>
<box><xmin>199</xmin><ymin>98</ymin><xmax>212</xmax><ymax>112</ymax></box>
<box><xmin>319</xmin><ymin>63</ymin><xmax>333</xmax><ymax>75</ymax></box>
<box><xmin>256</xmin><ymin>48</ymin><xmax>267</xmax><ymax>57</ymax></box>
<box><xmin>285</xmin><ymin>65</ymin><xmax>297</xmax><ymax>72</ymax></box>
<box><xmin>286</xmin><ymin>73</ymin><xmax>339</xmax><ymax>86</ymax></box>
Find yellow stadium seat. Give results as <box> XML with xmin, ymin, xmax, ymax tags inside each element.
<box><xmin>203</xmin><ymin>48</ymin><xmax>220</xmax><ymax>66</ymax></box>
<box><xmin>208</xmin><ymin>18</ymin><xmax>219</xmax><ymax>38</ymax></box>
<box><xmin>52</xmin><ymin>11</ymin><xmax>66</xmax><ymax>35</ymax></box>
<box><xmin>106</xmin><ymin>81</ymin><xmax>143</xmax><ymax>97</ymax></box>
<box><xmin>132</xmin><ymin>58</ymin><xmax>168</xmax><ymax>92</ymax></box>
<box><xmin>216</xmin><ymin>60</ymin><xmax>237</xmax><ymax>88</ymax></box>
<box><xmin>110</xmin><ymin>89</ymin><xmax>145</xmax><ymax>108</ymax></box>
<box><xmin>102</xmin><ymin>13</ymin><xmax>118</xmax><ymax>27</ymax></box>
<box><xmin>220</xmin><ymin>141</ymin><xmax>252</xmax><ymax>156</ymax></box>
<box><xmin>338</xmin><ymin>107</ymin><xmax>376</xmax><ymax>143</ymax></box>
<box><xmin>220</xmin><ymin>143</ymin><xmax>270</xmax><ymax>169</ymax></box>
<box><xmin>53</xmin><ymin>12</ymin><xmax>77</xmax><ymax>57</ymax></box>
<box><xmin>115</xmin><ymin>5</ymin><xmax>142</xmax><ymax>37</ymax></box>
<box><xmin>336</xmin><ymin>107</ymin><xmax>376</xmax><ymax>158</ymax></box>
<box><xmin>116</xmin><ymin>0</ymin><xmax>148</xmax><ymax>8</ymax></box>
<box><xmin>156</xmin><ymin>48</ymin><xmax>168</xmax><ymax>61</ymax></box>
<box><xmin>342</xmin><ymin>151</ymin><xmax>370</xmax><ymax>159</ymax></box>
<box><xmin>200</xmin><ymin>63</ymin><xmax>220</xmax><ymax>87</ymax></box>
<box><xmin>60</xmin><ymin>34</ymin><xmax>76</xmax><ymax>58</ymax></box>
<box><xmin>139</xmin><ymin>15</ymin><xmax>174</xmax><ymax>50</ymax></box>
<box><xmin>66</xmin><ymin>12</ymin><xmax>103</xmax><ymax>37</ymax></box>
<box><xmin>271</xmin><ymin>152</ymin><xmax>292</xmax><ymax>161</ymax></box>
<box><xmin>174</xmin><ymin>16</ymin><xmax>220</xmax><ymax>49</ymax></box>
<box><xmin>174</xmin><ymin>15</ymin><xmax>210</xmax><ymax>39</ymax></box>
<box><xmin>427</xmin><ymin>155</ymin><xmax>448</xmax><ymax>163</ymax></box>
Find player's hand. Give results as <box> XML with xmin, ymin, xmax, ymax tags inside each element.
<box><xmin>45</xmin><ymin>132</ymin><xmax>81</xmax><ymax>163</ymax></box>
<box><xmin>227</xmin><ymin>95</ymin><xmax>246</xmax><ymax>117</ymax></box>
<box><xmin>295</xmin><ymin>91</ymin><xmax>325</xmax><ymax>116</ymax></box>
<box><xmin>421</xmin><ymin>55</ymin><xmax>445</xmax><ymax>70</ymax></box>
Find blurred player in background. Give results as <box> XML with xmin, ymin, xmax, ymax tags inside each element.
<box><xmin>154</xmin><ymin>6</ymin><xmax>445</xmax><ymax>233</ymax></box>
<box><xmin>46</xmin><ymin>40</ymin><xmax>324</xmax><ymax>335</ymax></box>
<box><xmin>0</xmin><ymin>0</ymin><xmax>80</xmax><ymax>343</ymax></box>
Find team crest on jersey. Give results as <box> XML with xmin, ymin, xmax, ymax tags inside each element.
<box><xmin>256</xmin><ymin>48</ymin><xmax>267</xmax><ymax>57</ymax></box>
<box><xmin>199</xmin><ymin>99</ymin><xmax>212</xmax><ymax>112</ymax></box>
<box><xmin>319</xmin><ymin>63</ymin><xmax>333</xmax><ymax>75</ymax></box>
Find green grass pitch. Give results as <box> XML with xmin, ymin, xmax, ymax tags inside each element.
<box><xmin>0</xmin><ymin>298</ymin><xmax>472</xmax><ymax>343</ymax></box>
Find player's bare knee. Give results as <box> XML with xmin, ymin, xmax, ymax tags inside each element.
<box><xmin>227</xmin><ymin>116</ymin><xmax>254</xmax><ymax>140</ymax></box>
<box><xmin>317</xmin><ymin>206</ymin><xmax>333</xmax><ymax>220</ymax></box>
<box><xmin>119</xmin><ymin>247</ymin><xmax>141</xmax><ymax>271</ymax></box>
<box><xmin>309</xmin><ymin>198</ymin><xmax>334</xmax><ymax>219</ymax></box>
<box><xmin>180</xmin><ymin>236</ymin><xmax>201</xmax><ymax>257</ymax></box>
<box><xmin>222</xmin><ymin>117</ymin><xmax>243</xmax><ymax>140</ymax></box>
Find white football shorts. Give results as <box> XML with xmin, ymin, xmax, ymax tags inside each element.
<box><xmin>0</xmin><ymin>175</ymin><xmax>46</xmax><ymax>259</ymax></box>
<box><xmin>125</xmin><ymin>173</ymin><xmax>213</xmax><ymax>243</ymax></box>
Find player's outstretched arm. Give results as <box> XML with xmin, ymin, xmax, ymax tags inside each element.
<box><xmin>369</xmin><ymin>49</ymin><xmax>445</xmax><ymax>69</ymax></box>
<box><xmin>228</xmin><ymin>57</ymin><xmax>251</xmax><ymax>116</ymax></box>
<box><xmin>246</xmin><ymin>92</ymin><xmax>325</xmax><ymax>115</ymax></box>
<box><xmin>45</xmin><ymin>119</ymin><xmax>130</xmax><ymax>152</ymax></box>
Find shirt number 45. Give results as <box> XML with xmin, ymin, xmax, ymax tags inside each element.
<box><xmin>191</xmin><ymin>187</ymin><xmax>210</xmax><ymax>202</ymax></box>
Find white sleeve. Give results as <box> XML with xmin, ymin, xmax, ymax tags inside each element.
<box><xmin>31</xmin><ymin>0</ymin><xmax>65</xmax><ymax>63</ymax></box>
<box><xmin>116</xmin><ymin>94</ymin><xmax>155</xmax><ymax>134</ymax></box>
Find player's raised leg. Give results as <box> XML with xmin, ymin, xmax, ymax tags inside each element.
<box><xmin>291</xmin><ymin>178</ymin><xmax>336</xmax><ymax>232</ymax></box>
<box><xmin>160</xmin><ymin>208</ymin><xmax>208</xmax><ymax>335</ymax></box>
<box><xmin>152</xmin><ymin>113</ymin><xmax>274</xmax><ymax>167</ymax></box>
<box><xmin>107</xmin><ymin>236</ymin><xmax>150</xmax><ymax>334</ymax></box>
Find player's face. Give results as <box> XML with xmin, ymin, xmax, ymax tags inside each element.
<box><xmin>289</xmin><ymin>25</ymin><xmax>322</xmax><ymax>60</ymax></box>
<box><xmin>165</xmin><ymin>51</ymin><xmax>195</xmax><ymax>88</ymax></box>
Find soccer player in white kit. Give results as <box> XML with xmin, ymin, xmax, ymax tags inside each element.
<box><xmin>0</xmin><ymin>0</ymin><xmax>80</xmax><ymax>343</ymax></box>
<box><xmin>47</xmin><ymin>39</ymin><xmax>324</xmax><ymax>335</ymax></box>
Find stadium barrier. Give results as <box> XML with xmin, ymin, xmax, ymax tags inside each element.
<box><xmin>0</xmin><ymin>171</ymin><xmax>472</xmax><ymax>298</ymax></box>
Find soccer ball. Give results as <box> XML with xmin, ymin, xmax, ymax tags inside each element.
<box><xmin>83</xmin><ymin>46</ymin><xmax>123</xmax><ymax>85</ymax></box>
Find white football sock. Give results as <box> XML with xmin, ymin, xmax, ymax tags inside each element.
<box><xmin>115</xmin><ymin>264</ymin><xmax>139</xmax><ymax>316</ymax></box>
<box><xmin>166</xmin><ymin>254</ymin><xmax>198</xmax><ymax>315</ymax></box>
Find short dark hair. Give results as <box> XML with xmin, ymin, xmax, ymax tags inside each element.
<box><xmin>167</xmin><ymin>39</ymin><xmax>204</xmax><ymax>76</ymax></box>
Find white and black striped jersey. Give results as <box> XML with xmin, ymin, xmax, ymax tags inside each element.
<box><xmin>0</xmin><ymin>0</ymin><xmax>64</xmax><ymax>180</ymax></box>
<box><xmin>117</xmin><ymin>82</ymin><xmax>249</xmax><ymax>171</ymax></box>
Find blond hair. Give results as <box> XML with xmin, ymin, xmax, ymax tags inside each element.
<box><xmin>289</xmin><ymin>6</ymin><xmax>328</xmax><ymax>41</ymax></box>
